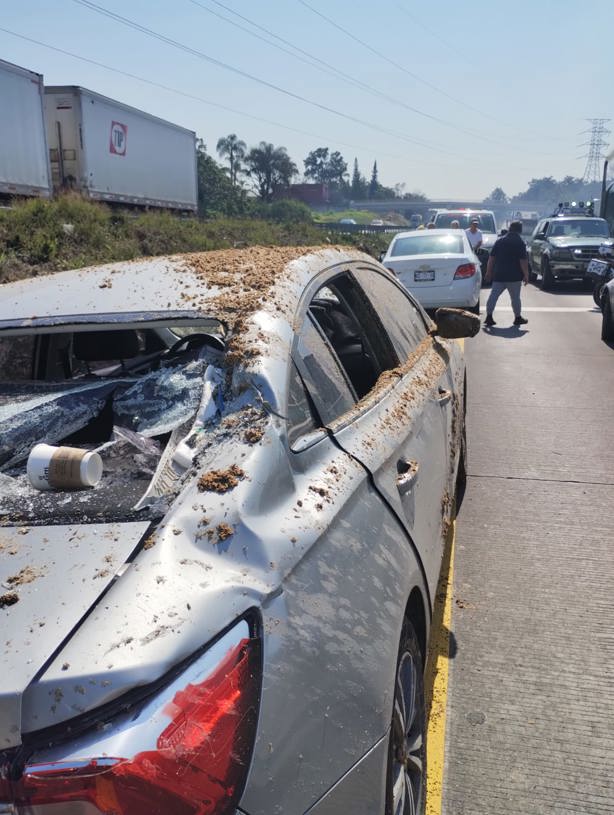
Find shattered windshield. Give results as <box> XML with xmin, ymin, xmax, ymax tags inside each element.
<box><xmin>0</xmin><ymin>323</ymin><xmax>225</xmax><ymax>525</ymax></box>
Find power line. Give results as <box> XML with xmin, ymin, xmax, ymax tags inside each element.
<box><xmin>0</xmin><ymin>26</ymin><xmax>404</xmax><ymax>160</ymax></box>
<box><xmin>71</xmin><ymin>0</ymin><xmax>461</xmax><ymax>155</ymax></box>
<box><xmin>188</xmin><ymin>0</ymin><xmax>497</xmax><ymax>139</ymax></box>
<box><xmin>297</xmin><ymin>0</ymin><xmax>500</xmax><ymax>128</ymax></box>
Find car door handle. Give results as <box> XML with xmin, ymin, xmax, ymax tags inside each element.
<box><xmin>437</xmin><ymin>387</ymin><xmax>452</xmax><ymax>405</ymax></box>
<box><xmin>396</xmin><ymin>459</ymin><xmax>419</xmax><ymax>496</ymax></box>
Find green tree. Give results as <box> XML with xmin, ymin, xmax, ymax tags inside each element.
<box><xmin>483</xmin><ymin>187</ymin><xmax>508</xmax><ymax>204</ymax></box>
<box><xmin>368</xmin><ymin>161</ymin><xmax>380</xmax><ymax>199</ymax></box>
<box><xmin>328</xmin><ymin>151</ymin><xmax>348</xmax><ymax>185</ymax></box>
<box><xmin>245</xmin><ymin>142</ymin><xmax>298</xmax><ymax>202</ymax></box>
<box><xmin>196</xmin><ymin>139</ymin><xmax>244</xmax><ymax>216</ymax></box>
<box><xmin>304</xmin><ymin>147</ymin><xmax>348</xmax><ymax>186</ymax></box>
<box><xmin>351</xmin><ymin>158</ymin><xmax>367</xmax><ymax>200</ymax></box>
<box><xmin>304</xmin><ymin>147</ymin><xmax>330</xmax><ymax>183</ymax></box>
<box><xmin>216</xmin><ymin>133</ymin><xmax>247</xmax><ymax>187</ymax></box>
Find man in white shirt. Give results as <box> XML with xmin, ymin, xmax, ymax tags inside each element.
<box><xmin>465</xmin><ymin>219</ymin><xmax>483</xmax><ymax>251</ymax></box>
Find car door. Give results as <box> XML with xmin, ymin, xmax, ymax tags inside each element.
<box><xmin>295</xmin><ymin>266</ymin><xmax>453</xmax><ymax>602</ymax></box>
<box><xmin>244</xmin><ymin>319</ymin><xmax>430</xmax><ymax>814</ymax></box>
<box><xmin>531</xmin><ymin>219</ymin><xmax>549</xmax><ymax>267</ymax></box>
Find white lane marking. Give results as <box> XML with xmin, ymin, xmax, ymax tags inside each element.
<box><xmin>480</xmin><ymin>306</ymin><xmax>598</xmax><ymax>312</ymax></box>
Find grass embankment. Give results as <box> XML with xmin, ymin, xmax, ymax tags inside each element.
<box><xmin>0</xmin><ymin>197</ymin><xmax>391</xmax><ymax>284</ymax></box>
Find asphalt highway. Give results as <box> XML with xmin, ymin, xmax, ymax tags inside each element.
<box><xmin>442</xmin><ymin>280</ymin><xmax>614</xmax><ymax>814</ymax></box>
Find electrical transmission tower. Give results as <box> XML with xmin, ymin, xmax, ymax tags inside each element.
<box><xmin>579</xmin><ymin>119</ymin><xmax>611</xmax><ymax>183</ymax></box>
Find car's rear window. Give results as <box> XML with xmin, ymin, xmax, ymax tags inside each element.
<box><xmin>391</xmin><ymin>234</ymin><xmax>464</xmax><ymax>256</ymax></box>
<box><xmin>434</xmin><ymin>213</ymin><xmax>496</xmax><ymax>231</ymax></box>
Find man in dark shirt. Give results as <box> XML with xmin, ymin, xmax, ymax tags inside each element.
<box><xmin>484</xmin><ymin>220</ymin><xmax>529</xmax><ymax>326</ymax></box>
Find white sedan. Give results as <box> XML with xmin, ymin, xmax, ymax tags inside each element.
<box><xmin>382</xmin><ymin>228</ymin><xmax>482</xmax><ymax>313</ymax></box>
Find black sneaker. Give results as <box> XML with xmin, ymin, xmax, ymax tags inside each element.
<box><xmin>484</xmin><ymin>315</ymin><xmax>496</xmax><ymax>326</ymax></box>
<box><xmin>513</xmin><ymin>315</ymin><xmax>528</xmax><ymax>325</ymax></box>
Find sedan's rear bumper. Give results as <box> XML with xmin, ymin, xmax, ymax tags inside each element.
<box><xmin>399</xmin><ymin>275</ymin><xmax>481</xmax><ymax>309</ymax></box>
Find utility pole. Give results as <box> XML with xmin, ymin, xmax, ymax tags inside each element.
<box><xmin>579</xmin><ymin>119</ymin><xmax>611</xmax><ymax>184</ymax></box>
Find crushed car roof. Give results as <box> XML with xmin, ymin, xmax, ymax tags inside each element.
<box><xmin>0</xmin><ymin>246</ymin><xmax>370</xmax><ymax>331</ymax></box>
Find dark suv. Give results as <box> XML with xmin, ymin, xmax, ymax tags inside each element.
<box><xmin>528</xmin><ymin>215</ymin><xmax>610</xmax><ymax>289</ymax></box>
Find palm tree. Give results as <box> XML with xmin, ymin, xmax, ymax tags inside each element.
<box><xmin>216</xmin><ymin>133</ymin><xmax>247</xmax><ymax>187</ymax></box>
<box><xmin>245</xmin><ymin>142</ymin><xmax>298</xmax><ymax>202</ymax></box>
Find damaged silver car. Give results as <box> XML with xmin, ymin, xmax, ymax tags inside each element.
<box><xmin>0</xmin><ymin>246</ymin><xmax>477</xmax><ymax>815</ymax></box>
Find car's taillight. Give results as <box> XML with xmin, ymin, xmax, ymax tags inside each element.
<box><xmin>4</xmin><ymin>628</ymin><xmax>260</xmax><ymax>815</ymax></box>
<box><xmin>454</xmin><ymin>263</ymin><xmax>476</xmax><ymax>279</ymax></box>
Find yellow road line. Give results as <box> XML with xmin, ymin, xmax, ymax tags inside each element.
<box><xmin>423</xmin><ymin>334</ymin><xmax>463</xmax><ymax>811</ymax></box>
<box><xmin>424</xmin><ymin>519</ymin><xmax>456</xmax><ymax>814</ymax></box>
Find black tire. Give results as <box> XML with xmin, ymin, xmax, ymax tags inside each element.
<box><xmin>468</xmin><ymin>301</ymin><xmax>480</xmax><ymax>315</ymax></box>
<box><xmin>540</xmin><ymin>257</ymin><xmax>554</xmax><ymax>290</ymax></box>
<box><xmin>528</xmin><ymin>262</ymin><xmax>538</xmax><ymax>283</ymax></box>
<box><xmin>386</xmin><ymin>619</ymin><xmax>426</xmax><ymax>815</ymax></box>
<box><xmin>593</xmin><ymin>283</ymin><xmax>605</xmax><ymax>309</ymax></box>
<box><xmin>601</xmin><ymin>298</ymin><xmax>614</xmax><ymax>341</ymax></box>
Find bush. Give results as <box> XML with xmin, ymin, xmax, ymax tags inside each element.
<box><xmin>0</xmin><ymin>195</ymin><xmax>374</xmax><ymax>285</ymax></box>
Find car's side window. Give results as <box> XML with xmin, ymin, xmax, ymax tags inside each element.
<box><xmin>351</xmin><ymin>266</ymin><xmax>427</xmax><ymax>361</ymax></box>
<box><xmin>542</xmin><ymin>221</ymin><xmax>550</xmax><ymax>236</ymax></box>
<box><xmin>286</xmin><ymin>362</ymin><xmax>320</xmax><ymax>449</ymax></box>
<box><xmin>308</xmin><ymin>273</ymin><xmax>399</xmax><ymax>400</ymax></box>
<box><xmin>292</xmin><ymin>272</ymin><xmax>403</xmax><ymax>428</ymax></box>
<box><xmin>294</xmin><ymin>313</ymin><xmax>356</xmax><ymax>425</ymax></box>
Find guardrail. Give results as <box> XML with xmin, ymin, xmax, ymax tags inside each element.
<box><xmin>313</xmin><ymin>222</ymin><xmax>411</xmax><ymax>235</ymax></box>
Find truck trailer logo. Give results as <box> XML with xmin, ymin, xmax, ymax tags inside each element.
<box><xmin>109</xmin><ymin>121</ymin><xmax>128</xmax><ymax>155</ymax></box>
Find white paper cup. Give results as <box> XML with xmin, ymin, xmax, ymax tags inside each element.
<box><xmin>27</xmin><ymin>444</ymin><xmax>103</xmax><ymax>491</ymax></box>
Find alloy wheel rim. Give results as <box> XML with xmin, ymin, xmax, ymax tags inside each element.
<box><xmin>391</xmin><ymin>651</ymin><xmax>424</xmax><ymax>815</ymax></box>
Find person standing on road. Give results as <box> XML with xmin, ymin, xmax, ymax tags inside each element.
<box><xmin>484</xmin><ymin>220</ymin><xmax>529</xmax><ymax>327</ymax></box>
<box><xmin>465</xmin><ymin>218</ymin><xmax>483</xmax><ymax>252</ymax></box>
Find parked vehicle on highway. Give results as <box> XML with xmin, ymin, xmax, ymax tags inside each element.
<box><xmin>45</xmin><ymin>85</ymin><xmax>198</xmax><ymax>211</ymax></box>
<box><xmin>382</xmin><ymin>228</ymin><xmax>482</xmax><ymax>313</ymax></box>
<box><xmin>428</xmin><ymin>209</ymin><xmax>498</xmax><ymax>278</ymax></box>
<box><xmin>0</xmin><ymin>58</ymin><xmax>197</xmax><ymax>211</ymax></box>
<box><xmin>527</xmin><ymin>213</ymin><xmax>611</xmax><ymax>289</ymax></box>
<box><xmin>0</xmin><ymin>247</ymin><xmax>478</xmax><ymax>815</ymax></box>
<box><xmin>586</xmin><ymin>243</ymin><xmax>614</xmax><ymax>307</ymax></box>
<box><xmin>600</xmin><ymin>276</ymin><xmax>614</xmax><ymax>341</ymax></box>
<box><xmin>0</xmin><ymin>59</ymin><xmax>52</xmax><ymax>200</ymax></box>
<box><xmin>338</xmin><ymin>217</ymin><xmax>357</xmax><ymax>224</ymax></box>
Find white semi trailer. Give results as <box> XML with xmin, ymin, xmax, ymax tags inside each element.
<box><xmin>0</xmin><ymin>59</ymin><xmax>52</xmax><ymax>199</ymax></box>
<box><xmin>44</xmin><ymin>86</ymin><xmax>198</xmax><ymax>212</ymax></box>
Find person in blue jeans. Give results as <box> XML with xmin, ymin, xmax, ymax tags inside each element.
<box><xmin>484</xmin><ymin>220</ymin><xmax>529</xmax><ymax>326</ymax></box>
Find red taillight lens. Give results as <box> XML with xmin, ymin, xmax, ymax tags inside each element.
<box><xmin>454</xmin><ymin>263</ymin><xmax>476</xmax><ymax>279</ymax></box>
<box><xmin>7</xmin><ymin>637</ymin><xmax>260</xmax><ymax>815</ymax></box>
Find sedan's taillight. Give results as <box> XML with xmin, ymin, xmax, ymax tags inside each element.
<box><xmin>454</xmin><ymin>263</ymin><xmax>477</xmax><ymax>279</ymax></box>
<box><xmin>3</xmin><ymin>624</ymin><xmax>260</xmax><ymax>815</ymax></box>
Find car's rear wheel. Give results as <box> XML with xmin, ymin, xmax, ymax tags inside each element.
<box><xmin>601</xmin><ymin>298</ymin><xmax>614</xmax><ymax>341</ymax></box>
<box><xmin>468</xmin><ymin>301</ymin><xmax>480</xmax><ymax>315</ymax></box>
<box><xmin>540</xmin><ymin>257</ymin><xmax>554</xmax><ymax>290</ymax></box>
<box><xmin>386</xmin><ymin>619</ymin><xmax>426</xmax><ymax>815</ymax></box>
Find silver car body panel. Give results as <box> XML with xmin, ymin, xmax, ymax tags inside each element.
<box><xmin>0</xmin><ymin>247</ymin><xmax>465</xmax><ymax>813</ymax></box>
<box><xmin>0</xmin><ymin>521</ymin><xmax>149</xmax><ymax>749</ymax></box>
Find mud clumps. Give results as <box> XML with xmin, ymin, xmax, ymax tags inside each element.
<box><xmin>142</xmin><ymin>535</ymin><xmax>156</xmax><ymax>550</ymax></box>
<box><xmin>0</xmin><ymin>592</ymin><xmax>19</xmax><ymax>608</ymax></box>
<box><xmin>198</xmin><ymin>464</ymin><xmax>246</xmax><ymax>494</ymax></box>
<box><xmin>216</xmin><ymin>523</ymin><xmax>234</xmax><ymax>541</ymax></box>
<box><xmin>244</xmin><ymin>427</ymin><xmax>264</xmax><ymax>445</ymax></box>
<box><xmin>6</xmin><ymin>566</ymin><xmax>42</xmax><ymax>587</ymax></box>
<box><xmin>182</xmin><ymin>246</ymin><xmax>342</xmax><ymax>363</ymax></box>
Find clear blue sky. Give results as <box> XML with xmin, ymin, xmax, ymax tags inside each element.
<box><xmin>2</xmin><ymin>0</ymin><xmax>613</xmax><ymax>200</ymax></box>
